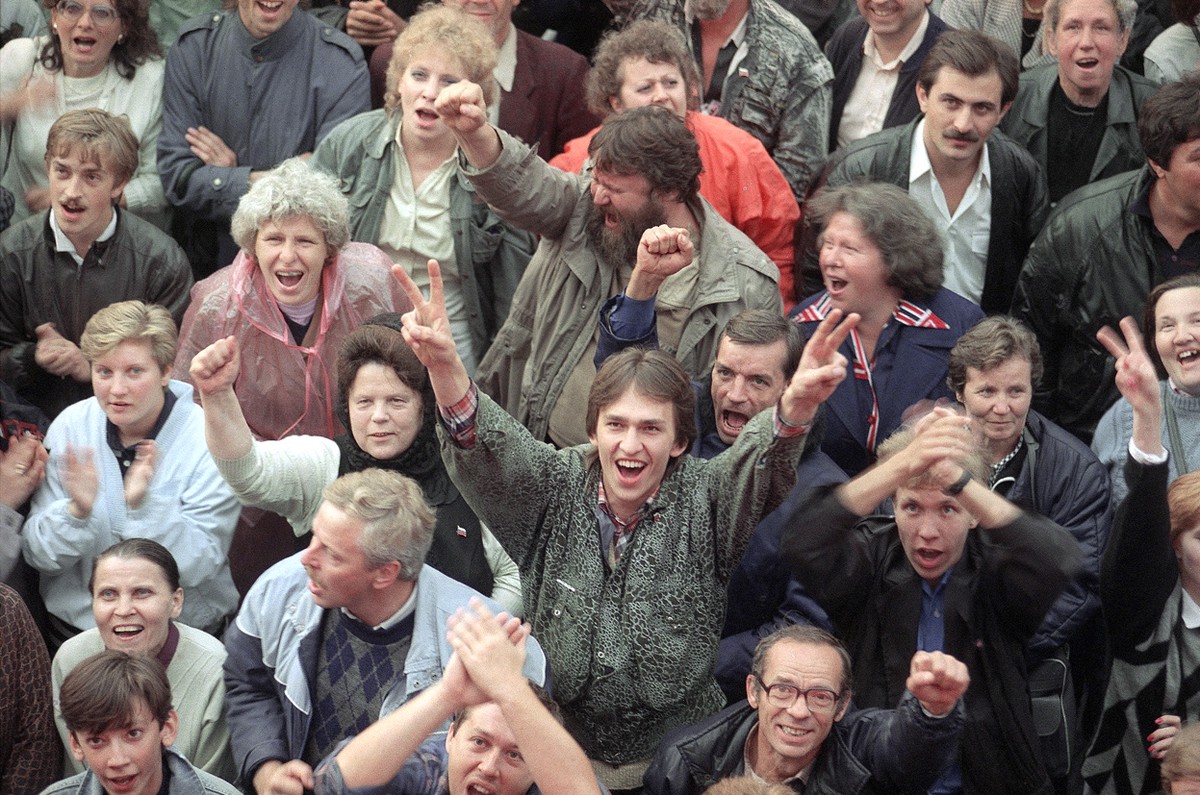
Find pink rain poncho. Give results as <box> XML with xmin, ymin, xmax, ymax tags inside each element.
<box><xmin>174</xmin><ymin>242</ymin><xmax>412</xmax><ymax>441</ymax></box>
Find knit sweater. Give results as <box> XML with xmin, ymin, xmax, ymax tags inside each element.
<box><xmin>1091</xmin><ymin>381</ymin><xmax>1200</xmax><ymax>506</ymax></box>
<box><xmin>52</xmin><ymin>624</ymin><xmax>234</xmax><ymax>782</ymax></box>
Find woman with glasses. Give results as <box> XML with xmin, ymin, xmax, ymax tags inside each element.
<box><xmin>0</xmin><ymin>0</ymin><xmax>166</xmax><ymax>226</ymax></box>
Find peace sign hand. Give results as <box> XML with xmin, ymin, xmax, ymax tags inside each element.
<box><xmin>393</xmin><ymin>260</ymin><xmax>472</xmax><ymax>405</ymax></box>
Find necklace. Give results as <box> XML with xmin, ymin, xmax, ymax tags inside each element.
<box><xmin>989</xmin><ymin>437</ymin><xmax>1025</xmax><ymax>487</ymax></box>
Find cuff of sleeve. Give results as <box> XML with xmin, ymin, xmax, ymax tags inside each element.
<box><xmin>606</xmin><ymin>293</ymin><xmax>657</xmax><ymax>341</ymax></box>
<box><xmin>774</xmin><ymin>406</ymin><xmax>813</xmax><ymax>438</ymax></box>
<box><xmin>1129</xmin><ymin>438</ymin><xmax>1169</xmax><ymax>465</ymax></box>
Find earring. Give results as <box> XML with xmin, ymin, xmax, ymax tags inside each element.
<box><xmin>117</xmin><ymin>34</ymin><xmax>124</xmax><ymax>43</ymax></box>
<box><xmin>52</xmin><ymin>22</ymin><xmax>57</xmax><ymax>30</ymax></box>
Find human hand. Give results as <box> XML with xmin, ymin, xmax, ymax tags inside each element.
<box><xmin>626</xmin><ymin>225</ymin><xmax>694</xmax><ymax>300</ymax></box>
<box><xmin>394</xmin><ymin>261</ymin><xmax>461</xmax><ymax>370</ymax></box>
<box><xmin>63</xmin><ymin>445</ymin><xmax>99</xmax><ymax>519</ymax></box>
<box><xmin>778</xmin><ymin>309</ymin><xmax>858</xmax><ymax>427</ymax></box>
<box><xmin>346</xmin><ymin>0</ymin><xmax>403</xmax><ymax>45</ymax></box>
<box><xmin>123</xmin><ymin>440</ymin><xmax>157</xmax><ymax>510</ymax></box>
<box><xmin>186</xmin><ymin>126</ymin><xmax>238</xmax><ymax>168</ymax></box>
<box><xmin>900</xmin><ymin>407</ymin><xmax>977</xmax><ymax>489</ymax></box>
<box><xmin>253</xmin><ymin>759</ymin><xmax>313</xmax><ymax>795</ymax></box>
<box><xmin>0</xmin><ymin>432</ymin><xmax>49</xmax><ymax>509</ymax></box>
<box><xmin>1097</xmin><ymin>317</ymin><xmax>1161</xmax><ymax>420</ymax></box>
<box><xmin>446</xmin><ymin>599</ymin><xmax>530</xmax><ymax>705</ymax></box>
<box><xmin>35</xmin><ymin>323</ymin><xmax>91</xmax><ymax>381</ymax></box>
<box><xmin>189</xmin><ymin>336</ymin><xmax>241</xmax><ymax>396</ymax></box>
<box><xmin>25</xmin><ymin>185</ymin><xmax>51</xmax><ymax>212</ymax></box>
<box><xmin>434</xmin><ymin>81</ymin><xmax>489</xmax><ymax>135</ymax></box>
<box><xmin>1148</xmin><ymin>713</ymin><xmax>1182</xmax><ymax>760</ymax></box>
<box><xmin>906</xmin><ymin>650</ymin><xmax>969</xmax><ymax>717</ymax></box>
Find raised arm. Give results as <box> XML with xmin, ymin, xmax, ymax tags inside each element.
<box><xmin>189</xmin><ymin>336</ymin><xmax>254</xmax><ymax>461</ymax></box>
<box><xmin>394</xmin><ymin>260</ymin><xmax>472</xmax><ymax>407</ymax></box>
<box><xmin>777</xmin><ymin>308</ymin><xmax>857</xmax><ymax>428</ymax></box>
<box><xmin>434</xmin><ymin>81</ymin><xmax>503</xmax><ymax>171</ymax></box>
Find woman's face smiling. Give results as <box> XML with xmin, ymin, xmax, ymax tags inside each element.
<box><xmin>254</xmin><ymin>215</ymin><xmax>330</xmax><ymax>306</ymax></box>
<box><xmin>92</xmin><ymin>555</ymin><xmax>182</xmax><ymax>657</ymax></box>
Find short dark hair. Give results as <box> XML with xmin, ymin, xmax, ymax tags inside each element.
<box><xmin>947</xmin><ymin>315</ymin><xmax>1043</xmax><ymax>396</ymax></box>
<box><xmin>721</xmin><ymin>309</ymin><xmax>805</xmax><ymax>379</ymax></box>
<box><xmin>452</xmin><ymin>682</ymin><xmax>560</xmax><ymax>730</ymax></box>
<box><xmin>1138</xmin><ymin>74</ymin><xmax>1200</xmax><ymax>170</ymax></box>
<box><xmin>588</xmin><ymin>105</ymin><xmax>702</xmax><ymax>204</ymax></box>
<box><xmin>587</xmin><ymin>20</ymin><xmax>701</xmax><ymax>118</ymax></box>
<box><xmin>60</xmin><ymin>650</ymin><xmax>172</xmax><ymax>737</ymax></box>
<box><xmin>587</xmin><ymin>347</ymin><xmax>697</xmax><ymax>455</ymax></box>
<box><xmin>750</xmin><ymin>625</ymin><xmax>854</xmax><ymax>696</ymax></box>
<box><xmin>917</xmin><ymin>29</ymin><xmax>1019</xmax><ymax>107</ymax></box>
<box><xmin>335</xmin><ymin>317</ymin><xmax>432</xmax><ymax>432</ymax></box>
<box><xmin>807</xmin><ymin>182</ymin><xmax>944</xmax><ymax>300</ymax></box>
<box><xmin>1143</xmin><ymin>272</ymin><xmax>1200</xmax><ymax>379</ymax></box>
<box><xmin>90</xmin><ymin>538</ymin><xmax>181</xmax><ymax>595</ymax></box>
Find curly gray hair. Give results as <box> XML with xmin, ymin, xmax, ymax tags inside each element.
<box><xmin>230</xmin><ymin>158</ymin><xmax>351</xmax><ymax>253</ymax></box>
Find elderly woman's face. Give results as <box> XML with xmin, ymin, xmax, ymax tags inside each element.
<box><xmin>957</xmin><ymin>357</ymin><xmax>1032</xmax><ymax>456</ymax></box>
<box><xmin>92</xmin><ymin>555</ymin><xmax>182</xmax><ymax>658</ymax></box>
<box><xmin>818</xmin><ymin>211</ymin><xmax>896</xmax><ymax>313</ymax></box>
<box><xmin>254</xmin><ymin>215</ymin><xmax>330</xmax><ymax>306</ymax></box>
<box><xmin>1154</xmin><ymin>286</ymin><xmax>1200</xmax><ymax>397</ymax></box>
<box><xmin>1048</xmin><ymin>0</ymin><xmax>1128</xmax><ymax>104</ymax></box>
<box><xmin>52</xmin><ymin>0</ymin><xmax>126</xmax><ymax>78</ymax></box>
<box><xmin>347</xmin><ymin>363</ymin><xmax>423</xmax><ymax>460</ymax></box>
<box><xmin>612</xmin><ymin>57</ymin><xmax>689</xmax><ymax>118</ymax></box>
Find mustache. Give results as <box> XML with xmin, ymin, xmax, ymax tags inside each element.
<box><xmin>943</xmin><ymin>129</ymin><xmax>980</xmax><ymax>142</ymax></box>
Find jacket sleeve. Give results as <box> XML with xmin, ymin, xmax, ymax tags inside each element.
<box><xmin>145</xmin><ymin>241</ymin><xmax>195</xmax><ymax>330</ymax></box>
<box><xmin>770</xmin><ymin>61</ymin><xmax>833</xmax><ymax>203</ymax></box>
<box><xmin>461</xmin><ymin>129</ymin><xmax>586</xmax><ymax>241</ymax></box>
<box><xmin>1100</xmin><ymin>456</ymin><xmax>1176</xmax><ymax>653</ymax></box>
<box><xmin>1010</xmin><ymin>227</ymin><xmax>1072</xmax><ymax>422</ymax></box>
<box><xmin>594</xmin><ymin>294</ymin><xmax>660</xmax><ymax>369</ymax></box>
<box><xmin>1026</xmin><ymin>444</ymin><xmax>1111</xmax><ymax>654</ymax></box>
<box><xmin>223</xmin><ymin>612</ymin><xmax>291</xmax><ymax>784</ymax></box>
<box><xmin>841</xmin><ymin>693</ymin><xmax>965</xmax><ymax>794</ymax></box>
<box><xmin>213</xmin><ymin>437</ymin><xmax>339</xmax><ymax>536</ymax></box>
<box><xmin>158</xmin><ymin>34</ymin><xmax>253</xmax><ymax>221</ymax></box>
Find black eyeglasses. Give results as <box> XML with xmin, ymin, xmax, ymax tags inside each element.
<box><xmin>56</xmin><ymin>0</ymin><xmax>120</xmax><ymax>28</ymax></box>
<box><xmin>753</xmin><ymin>675</ymin><xmax>841</xmax><ymax>712</ymax></box>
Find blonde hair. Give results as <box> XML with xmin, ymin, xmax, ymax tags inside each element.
<box><xmin>80</xmin><ymin>301</ymin><xmax>177</xmax><ymax>369</ymax></box>
<box><xmin>385</xmin><ymin>5</ymin><xmax>498</xmax><ymax>113</ymax></box>
<box><xmin>322</xmin><ymin>470</ymin><xmax>436</xmax><ymax>579</ymax></box>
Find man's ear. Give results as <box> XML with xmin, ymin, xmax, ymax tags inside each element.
<box><xmin>371</xmin><ymin>560</ymin><xmax>402</xmax><ymax>590</ymax></box>
<box><xmin>833</xmin><ymin>693</ymin><xmax>851</xmax><ymax>722</ymax></box>
<box><xmin>745</xmin><ymin>675</ymin><xmax>759</xmax><ymax>706</ymax></box>
<box><xmin>160</xmin><ymin>710</ymin><xmax>179</xmax><ymax>748</ymax></box>
<box><xmin>996</xmin><ymin>101</ymin><xmax>1013</xmax><ymax>124</ymax></box>
<box><xmin>69</xmin><ymin>732</ymin><xmax>87</xmax><ymax>763</ymax></box>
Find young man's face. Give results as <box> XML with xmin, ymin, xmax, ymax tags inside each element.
<box><xmin>916</xmin><ymin>66</ymin><xmax>1007</xmax><ymax>170</ymax></box>
<box><xmin>589</xmin><ymin>386</ymin><xmax>688</xmax><ymax>521</ymax></box>
<box><xmin>894</xmin><ymin>486</ymin><xmax>975</xmax><ymax>584</ymax></box>
<box><xmin>445</xmin><ymin>704</ymin><xmax>535</xmax><ymax>795</ymax></box>
<box><xmin>69</xmin><ymin>699</ymin><xmax>177</xmax><ymax>795</ymax></box>
<box><xmin>47</xmin><ymin>146</ymin><xmax>126</xmax><ymax>253</ymax></box>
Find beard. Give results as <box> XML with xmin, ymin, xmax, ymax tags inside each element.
<box><xmin>586</xmin><ymin>196</ymin><xmax>669</xmax><ymax>272</ymax></box>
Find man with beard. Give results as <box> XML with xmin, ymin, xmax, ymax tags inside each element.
<box><xmin>810</xmin><ymin>30</ymin><xmax>1047</xmax><ymax>314</ymax></box>
<box><xmin>436</xmin><ymin>84</ymin><xmax>782</xmax><ymax>448</ymax></box>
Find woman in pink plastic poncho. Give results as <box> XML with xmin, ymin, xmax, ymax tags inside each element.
<box><xmin>174</xmin><ymin>158</ymin><xmax>411</xmax><ymax>440</ymax></box>
<box><xmin>172</xmin><ymin>158</ymin><xmax>411</xmax><ymax>591</ymax></box>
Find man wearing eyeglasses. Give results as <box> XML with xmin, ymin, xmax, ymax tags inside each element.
<box><xmin>643</xmin><ymin>625</ymin><xmax>968</xmax><ymax>793</ymax></box>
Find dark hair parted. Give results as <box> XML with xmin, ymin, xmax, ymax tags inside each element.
<box><xmin>1143</xmin><ymin>272</ymin><xmax>1200</xmax><ymax>379</ymax></box>
<box><xmin>336</xmin><ymin>319</ymin><xmax>432</xmax><ymax>419</ymax></box>
<box><xmin>586</xmin><ymin>347</ymin><xmax>697</xmax><ymax>454</ymax></box>
<box><xmin>917</xmin><ymin>29</ymin><xmax>1019</xmax><ymax>107</ymax></box>
<box><xmin>588</xmin><ymin>105</ymin><xmax>702</xmax><ymax>204</ymax></box>
<box><xmin>808</xmin><ymin>182</ymin><xmax>944</xmax><ymax>300</ymax></box>
<box><xmin>587</xmin><ymin>19</ymin><xmax>701</xmax><ymax>118</ymax></box>
<box><xmin>60</xmin><ymin>650</ymin><xmax>172</xmax><ymax>736</ymax></box>
<box><xmin>751</xmin><ymin>624</ymin><xmax>854</xmax><ymax>696</ymax></box>
<box><xmin>90</xmin><ymin>538</ymin><xmax>181</xmax><ymax>595</ymax></box>
<box><xmin>40</xmin><ymin>0</ymin><xmax>162</xmax><ymax>80</ymax></box>
<box><xmin>721</xmin><ymin>309</ymin><xmax>805</xmax><ymax>379</ymax></box>
<box><xmin>1138</xmin><ymin>74</ymin><xmax>1200</xmax><ymax>170</ymax></box>
<box><xmin>947</xmin><ymin>315</ymin><xmax>1043</xmax><ymax>396</ymax></box>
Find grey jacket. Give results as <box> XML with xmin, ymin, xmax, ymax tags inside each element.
<box><xmin>469</xmin><ymin>130</ymin><xmax>782</xmax><ymax>442</ymax></box>
<box><xmin>442</xmin><ymin>392</ymin><xmax>807</xmax><ymax>764</ymax></box>
<box><xmin>601</xmin><ymin>0</ymin><xmax>833</xmax><ymax>200</ymax></box>
<box><xmin>311</xmin><ymin>109</ymin><xmax>535</xmax><ymax>357</ymax></box>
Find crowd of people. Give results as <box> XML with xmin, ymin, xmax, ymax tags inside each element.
<box><xmin>0</xmin><ymin>0</ymin><xmax>1198</xmax><ymax>791</ymax></box>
